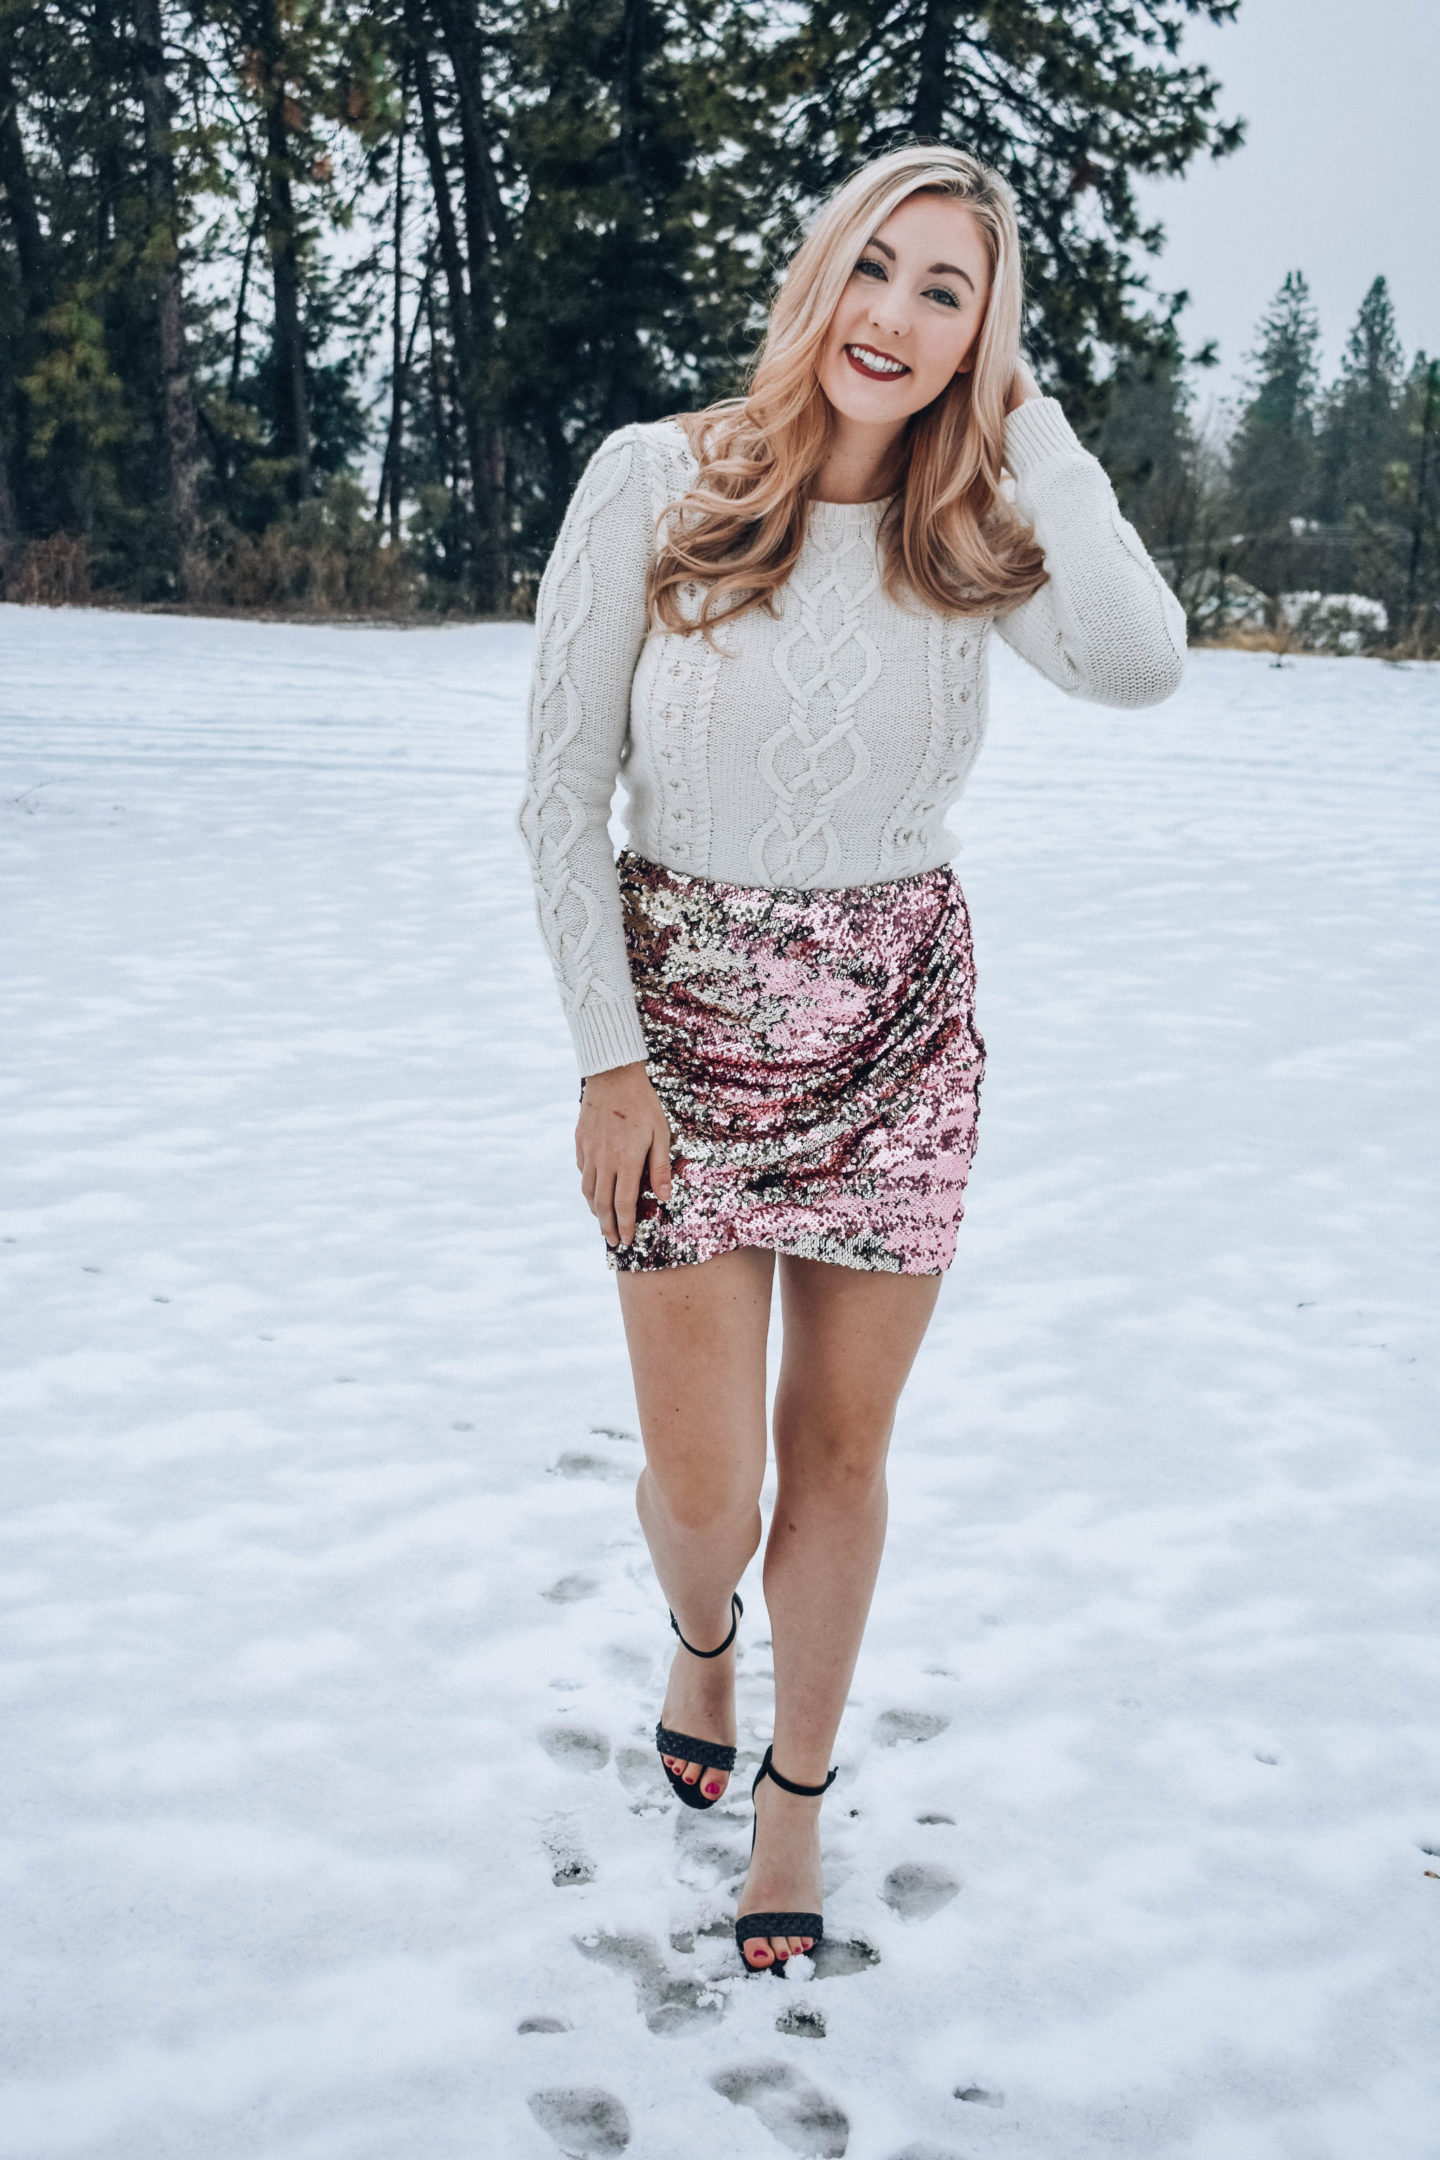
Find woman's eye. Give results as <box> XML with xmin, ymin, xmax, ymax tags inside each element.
<box><xmin>926</xmin><ymin>287</ymin><xmax>960</xmax><ymax>309</ymax></box>
<box><xmin>856</xmin><ymin>257</ymin><xmax>886</xmax><ymax>279</ymax></box>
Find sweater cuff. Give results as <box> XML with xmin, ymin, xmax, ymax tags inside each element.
<box><xmin>573</xmin><ymin>993</ymin><xmax>651</xmax><ymax>1079</ymax></box>
<box><xmin>1003</xmin><ymin>396</ymin><xmax>1091</xmax><ymax>481</ymax></box>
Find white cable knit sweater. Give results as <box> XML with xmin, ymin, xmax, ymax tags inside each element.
<box><xmin>520</xmin><ymin>396</ymin><xmax>1187</xmax><ymax>1076</ymax></box>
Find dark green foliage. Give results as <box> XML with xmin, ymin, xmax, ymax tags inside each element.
<box><xmin>735</xmin><ymin>0</ymin><xmax>1246</xmax><ymax>411</ymax></box>
<box><xmin>1343</xmin><ymin>349</ymin><xmax>1440</xmax><ymax>643</ymax></box>
<box><xmin>1215</xmin><ymin>273</ymin><xmax>1439</xmax><ymax>642</ymax></box>
<box><xmin>1228</xmin><ymin>270</ymin><xmax>1320</xmax><ymax>536</ymax></box>
<box><xmin>1316</xmin><ymin>275</ymin><xmax>1406</xmax><ymax>525</ymax></box>
<box><xmin>5</xmin><ymin>0</ymin><xmax>1251</xmax><ymax>608</ymax></box>
<box><xmin>501</xmin><ymin>0</ymin><xmax>765</xmax><ymax>568</ymax></box>
<box><xmin>1092</xmin><ymin>318</ymin><xmax>1218</xmax><ymax>582</ymax></box>
<box><xmin>0</xmin><ymin>0</ymin><xmax>1433</xmax><ymax>646</ymax></box>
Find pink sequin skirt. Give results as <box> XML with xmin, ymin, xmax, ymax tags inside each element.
<box><xmin>609</xmin><ymin>849</ymin><xmax>985</xmax><ymax>1276</ymax></box>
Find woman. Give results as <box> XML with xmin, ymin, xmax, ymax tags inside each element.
<box><xmin>520</xmin><ymin>144</ymin><xmax>1185</xmax><ymax>1974</ymax></box>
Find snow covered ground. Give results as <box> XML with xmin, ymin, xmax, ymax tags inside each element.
<box><xmin>1</xmin><ymin>603</ymin><xmax>1437</xmax><ymax>2160</ymax></box>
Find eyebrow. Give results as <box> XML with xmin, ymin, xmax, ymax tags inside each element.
<box><xmin>866</xmin><ymin>235</ymin><xmax>976</xmax><ymax>292</ymax></box>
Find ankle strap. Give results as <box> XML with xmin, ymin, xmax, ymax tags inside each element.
<box><xmin>669</xmin><ymin>1590</ymin><xmax>742</xmax><ymax>1659</ymax></box>
<box><xmin>757</xmin><ymin>1743</ymin><xmax>837</xmax><ymax>1798</ymax></box>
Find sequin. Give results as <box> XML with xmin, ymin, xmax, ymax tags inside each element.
<box><xmin>608</xmin><ymin>849</ymin><xmax>985</xmax><ymax>1276</ymax></box>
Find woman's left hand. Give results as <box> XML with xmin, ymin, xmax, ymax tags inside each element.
<box><xmin>1006</xmin><ymin>356</ymin><xmax>1042</xmax><ymax>412</ymax></box>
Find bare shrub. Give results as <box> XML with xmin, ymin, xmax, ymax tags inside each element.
<box><xmin>186</xmin><ymin>478</ymin><xmax>420</xmax><ymax>617</ymax></box>
<box><xmin>3</xmin><ymin>533</ymin><xmax>92</xmax><ymax>606</ymax></box>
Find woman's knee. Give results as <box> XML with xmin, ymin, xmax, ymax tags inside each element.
<box><xmin>771</xmin><ymin>1403</ymin><xmax>892</xmax><ymax>1497</ymax></box>
<box><xmin>638</xmin><ymin>1457</ymin><xmax>762</xmax><ymax>1537</ymax></box>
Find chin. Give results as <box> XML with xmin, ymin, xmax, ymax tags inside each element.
<box><xmin>821</xmin><ymin>365</ymin><xmax>928</xmax><ymax>426</ymax></box>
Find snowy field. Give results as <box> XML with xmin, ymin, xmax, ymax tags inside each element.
<box><xmin>1</xmin><ymin>602</ymin><xmax>1437</xmax><ymax>2160</ymax></box>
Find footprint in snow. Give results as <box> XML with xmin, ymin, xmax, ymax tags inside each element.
<box><xmin>954</xmin><ymin>2085</ymin><xmax>1005</xmax><ymax>2108</ymax></box>
<box><xmin>775</xmin><ymin>2003</ymin><xmax>826</xmax><ymax>2039</ymax></box>
<box><xmin>549</xmin><ymin>1452</ymin><xmax>630</xmax><ymax>1482</ymax></box>
<box><xmin>711</xmin><ymin>2061</ymin><xmax>849</xmax><ymax>2156</ymax></box>
<box><xmin>807</xmin><ymin>1936</ymin><xmax>881</xmax><ymax>1981</ymax></box>
<box><xmin>575</xmin><ymin>1929</ymin><xmax>726</xmax><ymax>2036</ymax></box>
<box><xmin>546</xmin><ymin>1833</ymin><xmax>596</xmax><ymax>1887</ymax></box>
<box><xmin>539</xmin><ymin>1725</ymin><xmax>611</xmax><ymax>1772</ymax></box>
<box><xmin>915</xmin><ymin>1812</ymin><xmax>955</xmax><ymax>1826</ymax></box>
<box><xmin>881</xmin><ymin>1862</ymin><xmax>960</xmax><ymax>1922</ymax></box>
<box><xmin>527</xmin><ymin>2086</ymin><xmax>631</xmax><ymax>2155</ymax></box>
<box><xmin>614</xmin><ymin>1745</ymin><xmax>672</xmax><ymax>1806</ymax></box>
<box><xmin>518</xmin><ymin>2014</ymin><xmax>572</xmax><ymax>2034</ymax></box>
<box><xmin>672</xmin><ymin>1803</ymin><xmax>748</xmax><ymax>1885</ymax></box>
<box><xmin>603</xmin><ymin>1645</ymin><xmax>652</xmax><ymax>1682</ymax></box>
<box><xmin>874</xmin><ymin>1709</ymin><xmax>949</xmax><ymax>1748</ymax></box>
<box><xmin>673</xmin><ymin>1833</ymin><xmax>746</xmax><ymax>1889</ymax></box>
<box><xmin>543</xmin><ymin>1573</ymin><xmax>600</xmax><ymax>1603</ymax></box>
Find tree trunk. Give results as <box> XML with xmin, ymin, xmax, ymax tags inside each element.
<box><xmin>910</xmin><ymin>0</ymin><xmax>957</xmax><ymax>139</ymax></box>
<box><xmin>1406</xmin><ymin>360</ymin><xmax>1438</xmax><ymax>621</ymax></box>
<box><xmin>229</xmin><ymin>186</ymin><xmax>265</xmax><ymax>404</ymax></box>
<box><xmin>257</xmin><ymin>0</ymin><xmax>311</xmax><ymax>500</ymax></box>
<box><xmin>382</xmin><ymin>109</ymin><xmax>406</xmax><ymax>542</ymax></box>
<box><xmin>433</xmin><ymin>0</ymin><xmax>508</xmax><ymax>601</ymax></box>
<box><xmin>134</xmin><ymin>0</ymin><xmax>201</xmax><ymax>582</ymax></box>
<box><xmin>411</xmin><ymin>27</ymin><xmax>495</xmax><ymax>602</ymax></box>
<box><xmin>434</xmin><ymin>0</ymin><xmax>510</xmax><ymax>261</ymax></box>
<box><xmin>0</xmin><ymin>44</ymin><xmax>49</xmax><ymax>544</ymax></box>
<box><xmin>377</xmin><ymin>243</ymin><xmax>435</xmax><ymax>536</ymax></box>
<box><xmin>0</xmin><ymin>53</ymin><xmax>45</xmax><ymax>307</ymax></box>
<box><xmin>0</xmin><ymin>457</ymin><xmax>16</xmax><ymax>567</ymax></box>
<box><xmin>603</xmin><ymin>0</ymin><xmax>648</xmax><ymax>432</ymax></box>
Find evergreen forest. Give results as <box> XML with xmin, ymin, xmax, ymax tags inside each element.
<box><xmin>0</xmin><ymin>0</ymin><xmax>1435</xmax><ymax>650</ymax></box>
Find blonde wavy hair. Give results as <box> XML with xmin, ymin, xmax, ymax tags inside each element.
<box><xmin>647</xmin><ymin>143</ymin><xmax>1047</xmax><ymax>639</ymax></box>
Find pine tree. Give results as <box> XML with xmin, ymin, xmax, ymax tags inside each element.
<box><xmin>1366</xmin><ymin>349</ymin><xmax>1440</xmax><ymax>640</ymax></box>
<box><xmin>1400</xmin><ymin>355</ymin><xmax>1440</xmax><ymax>633</ymax></box>
<box><xmin>503</xmin><ymin>0</ymin><xmax>765</xmax><ymax>568</ymax></box>
<box><xmin>2</xmin><ymin>0</ymin><xmax>166</xmax><ymax>577</ymax></box>
<box><xmin>1316</xmin><ymin>275</ymin><xmax>1405</xmax><ymax>526</ymax></box>
<box><xmin>1228</xmin><ymin>270</ymin><xmax>1320</xmax><ymax>552</ymax></box>
<box><xmin>1093</xmin><ymin>319</ymin><xmax>1217</xmax><ymax>605</ymax></box>
<box><xmin>135</xmin><ymin>0</ymin><xmax>202</xmax><ymax>583</ymax></box>
<box><xmin>0</xmin><ymin>11</ymin><xmax>49</xmax><ymax>553</ymax></box>
<box><xmin>400</xmin><ymin>0</ymin><xmax>512</xmax><ymax>606</ymax></box>
<box><xmin>733</xmin><ymin>0</ymin><xmax>1245</xmax><ymax>408</ymax></box>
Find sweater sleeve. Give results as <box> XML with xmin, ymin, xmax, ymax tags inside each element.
<box><xmin>518</xmin><ymin>426</ymin><xmax>657</xmax><ymax>1078</ymax></box>
<box><xmin>993</xmin><ymin>397</ymin><xmax>1188</xmax><ymax>708</ymax></box>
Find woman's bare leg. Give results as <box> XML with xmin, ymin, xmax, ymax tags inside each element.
<box><xmin>737</xmin><ymin>1256</ymin><xmax>942</xmax><ymax>1969</ymax></box>
<box><xmin>617</xmin><ymin>1245</ymin><xmax>774</xmax><ymax>1800</ymax></box>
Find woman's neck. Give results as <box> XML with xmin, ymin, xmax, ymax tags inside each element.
<box><xmin>810</xmin><ymin>411</ymin><xmax>908</xmax><ymax>504</ymax></box>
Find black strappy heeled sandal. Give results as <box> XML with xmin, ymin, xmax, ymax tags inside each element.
<box><xmin>654</xmin><ymin>1591</ymin><xmax>742</xmax><ymax>1812</ymax></box>
<box><xmin>734</xmin><ymin>1743</ymin><xmax>837</xmax><ymax>1972</ymax></box>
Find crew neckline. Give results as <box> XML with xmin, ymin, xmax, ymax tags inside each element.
<box><xmin>805</xmin><ymin>492</ymin><xmax>895</xmax><ymax>524</ymax></box>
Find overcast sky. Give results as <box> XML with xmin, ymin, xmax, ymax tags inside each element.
<box><xmin>1129</xmin><ymin>0</ymin><xmax>1439</xmax><ymax>408</ymax></box>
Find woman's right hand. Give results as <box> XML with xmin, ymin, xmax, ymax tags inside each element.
<box><xmin>576</xmin><ymin>1061</ymin><xmax>673</xmax><ymax>1249</ymax></box>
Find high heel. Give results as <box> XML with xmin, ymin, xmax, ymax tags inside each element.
<box><xmin>734</xmin><ymin>1743</ymin><xmax>837</xmax><ymax>1972</ymax></box>
<box><xmin>654</xmin><ymin>1591</ymin><xmax>742</xmax><ymax>1811</ymax></box>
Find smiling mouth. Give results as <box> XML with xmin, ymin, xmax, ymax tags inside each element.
<box><xmin>844</xmin><ymin>343</ymin><xmax>911</xmax><ymax>381</ymax></box>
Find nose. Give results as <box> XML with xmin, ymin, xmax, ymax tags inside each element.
<box><xmin>866</xmin><ymin>282</ymin><xmax>910</xmax><ymax>340</ymax></box>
